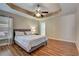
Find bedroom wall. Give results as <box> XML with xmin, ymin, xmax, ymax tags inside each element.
<box><xmin>0</xmin><ymin>10</ymin><xmax>39</xmax><ymax>34</ymax></box>
<box><xmin>75</xmin><ymin>6</ymin><xmax>79</xmax><ymax>51</ymax></box>
<box><xmin>13</xmin><ymin>15</ymin><xmax>39</xmax><ymax>33</ymax></box>
<box><xmin>45</xmin><ymin>14</ymin><xmax>76</xmax><ymax>43</ymax></box>
<box><xmin>0</xmin><ymin>10</ymin><xmax>76</xmax><ymax>43</ymax></box>
<box><xmin>45</xmin><ymin>17</ymin><xmax>57</xmax><ymax>38</ymax></box>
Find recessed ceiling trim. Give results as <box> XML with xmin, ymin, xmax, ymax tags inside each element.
<box><xmin>6</xmin><ymin>3</ymin><xmax>61</xmax><ymax>18</ymax></box>
<box><xmin>6</xmin><ymin>3</ymin><xmax>34</xmax><ymax>16</ymax></box>
<box><xmin>46</xmin><ymin>8</ymin><xmax>61</xmax><ymax>17</ymax></box>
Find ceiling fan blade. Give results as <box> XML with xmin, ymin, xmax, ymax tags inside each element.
<box><xmin>41</xmin><ymin>14</ymin><xmax>44</xmax><ymax>17</ymax></box>
<box><xmin>42</xmin><ymin>11</ymin><xmax>48</xmax><ymax>13</ymax></box>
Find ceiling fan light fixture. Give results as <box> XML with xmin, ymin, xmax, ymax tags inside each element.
<box><xmin>35</xmin><ymin>13</ymin><xmax>41</xmax><ymax>17</ymax></box>
<box><xmin>35</xmin><ymin>7</ymin><xmax>41</xmax><ymax>12</ymax></box>
<box><xmin>34</xmin><ymin>4</ymin><xmax>42</xmax><ymax>18</ymax></box>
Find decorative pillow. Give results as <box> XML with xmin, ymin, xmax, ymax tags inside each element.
<box><xmin>15</xmin><ymin>31</ymin><xmax>24</xmax><ymax>36</ymax></box>
<box><xmin>0</xmin><ymin>32</ymin><xmax>5</xmax><ymax>36</ymax></box>
<box><xmin>0</xmin><ymin>31</ymin><xmax>8</xmax><ymax>37</ymax></box>
<box><xmin>25</xmin><ymin>31</ymin><xmax>32</xmax><ymax>35</ymax></box>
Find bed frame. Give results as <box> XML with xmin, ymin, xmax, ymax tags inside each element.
<box><xmin>13</xmin><ymin>29</ymin><xmax>47</xmax><ymax>54</ymax></box>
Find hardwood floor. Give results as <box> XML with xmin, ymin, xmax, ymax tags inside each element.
<box><xmin>0</xmin><ymin>39</ymin><xmax>78</xmax><ymax>56</ymax></box>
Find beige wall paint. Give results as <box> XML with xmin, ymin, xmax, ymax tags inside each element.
<box><xmin>75</xmin><ymin>6</ymin><xmax>79</xmax><ymax>51</ymax></box>
<box><xmin>0</xmin><ymin>10</ymin><xmax>76</xmax><ymax>43</ymax></box>
<box><xmin>0</xmin><ymin>10</ymin><xmax>39</xmax><ymax>34</ymax></box>
<box><xmin>44</xmin><ymin>14</ymin><xmax>76</xmax><ymax>43</ymax></box>
<box><xmin>13</xmin><ymin>15</ymin><xmax>39</xmax><ymax>33</ymax></box>
<box><xmin>45</xmin><ymin>17</ymin><xmax>57</xmax><ymax>37</ymax></box>
<box><xmin>56</xmin><ymin>14</ymin><xmax>76</xmax><ymax>42</ymax></box>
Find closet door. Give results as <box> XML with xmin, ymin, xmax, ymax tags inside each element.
<box><xmin>8</xmin><ymin>17</ymin><xmax>13</xmax><ymax>44</ymax></box>
<box><xmin>0</xmin><ymin>16</ymin><xmax>13</xmax><ymax>45</ymax></box>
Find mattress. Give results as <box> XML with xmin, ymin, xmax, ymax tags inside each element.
<box><xmin>15</xmin><ymin>35</ymin><xmax>48</xmax><ymax>52</ymax></box>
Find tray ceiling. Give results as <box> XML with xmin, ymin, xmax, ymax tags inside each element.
<box><xmin>0</xmin><ymin>3</ymin><xmax>78</xmax><ymax>19</ymax></box>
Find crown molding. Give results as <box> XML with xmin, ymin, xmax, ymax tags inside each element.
<box><xmin>6</xmin><ymin>3</ymin><xmax>61</xmax><ymax>18</ymax></box>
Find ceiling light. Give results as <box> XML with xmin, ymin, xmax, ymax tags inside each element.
<box><xmin>35</xmin><ymin>13</ymin><xmax>41</xmax><ymax>17</ymax></box>
<box><xmin>34</xmin><ymin>4</ymin><xmax>42</xmax><ymax>17</ymax></box>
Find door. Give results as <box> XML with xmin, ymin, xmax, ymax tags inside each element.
<box><xmin>40</xmin><ymin>21</ymin><xmax>45</xmax><ymax>35</ymax></box>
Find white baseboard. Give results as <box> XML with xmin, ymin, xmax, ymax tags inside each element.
<box><xmin>75</xmin><ymin>43</ymin><xmax>79</xmax><ymax>53</ymax></box>
<box><xmin>48</xmin><ymin>37</ymin><xmax>75</xmax><ymax>43</ymax></box>
<box><xmin>75</xmin><ymin>41</ymin><xmax>79</xmax><ymax>53</ymax></box>
<box><xmin>48</xmin><ymin>37</ymin><xmax>79</xmax><ymax>53</ymax></box>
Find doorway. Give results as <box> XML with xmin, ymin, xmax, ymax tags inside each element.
<box><xmin>40</xmin><ymin>21</ymin><xmax>45</xmax><ymax>35</ymax></box>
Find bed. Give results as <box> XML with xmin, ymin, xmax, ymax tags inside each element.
<box><xmin>14</xmin><ymin>29</ymin><xmax>48</xmax><ymax>53</ymax></box>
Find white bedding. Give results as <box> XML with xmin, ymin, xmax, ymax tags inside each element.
<box><xmin>15</xmin><ymin>35</ymin><xmax>48</xmax><ymax>52</ymax></box>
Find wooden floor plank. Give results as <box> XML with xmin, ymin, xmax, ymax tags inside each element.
<box><xmin>0</xmin><ymin>39</ymin><xmax>78</xmax><ymax>56</ymax></box>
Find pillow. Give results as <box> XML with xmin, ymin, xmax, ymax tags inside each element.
<box><xmin>0</xmin><ymin>31</ymin><xmax>8</xmax><ymax>37</ymax></box>
<box><xmin>15</xmin><ymin>31</ymin><xmax>24</xmax><ymax>36</ymax></box>
<box><xmin>24</xmin><ymin>31</ymin><xmax>32</xmax><ymax>35</ymax></box>
<box><xmin>0</xmin><ymin>32</ymin><xmax>5</xmax><ymax>36</ymax></box>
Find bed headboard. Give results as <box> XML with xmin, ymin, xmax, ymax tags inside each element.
<box><xmin>14</xmin><ymin>29</ymin><xmax>31</xmax><ymax>32</ymax></box>
<box><xmin>13</xmin><ymin>29</ymin><xmax>31</xmax><ymax>39</ymax></box>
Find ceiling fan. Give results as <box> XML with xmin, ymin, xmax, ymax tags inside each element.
<box><xmin>34</xmin><ymin>4</ymin><xmax>48</xmax><ymax>18</ymax></box>
<box><xmin>7</xmin><ymin>3</ymin><xmax>61</xmax><ymax>18</ymax></box>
